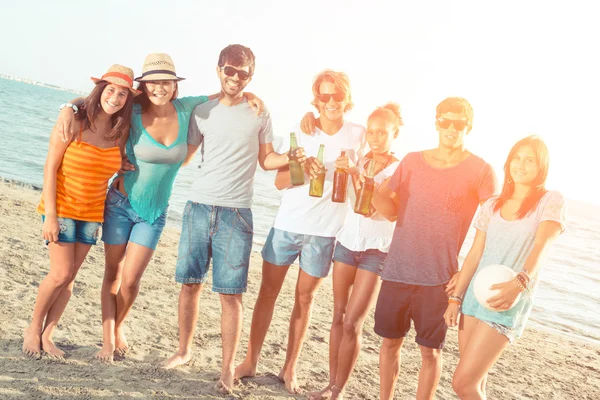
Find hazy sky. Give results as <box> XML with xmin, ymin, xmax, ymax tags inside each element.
<box><xmin>1</xmin><ymin>0</ymin><xmax>598</xmax><ymax>203</ymax></box>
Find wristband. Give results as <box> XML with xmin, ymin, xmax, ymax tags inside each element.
<box><xmin>59</xmin><ymin>102</ymin><xmax>79</xmax><ymax>114</ymax></box>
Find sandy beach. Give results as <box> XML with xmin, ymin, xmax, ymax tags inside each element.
<box><xmin>0</xmin><ymin>179</ymin><xmax>599</xmax><ymax>399</ymax></box>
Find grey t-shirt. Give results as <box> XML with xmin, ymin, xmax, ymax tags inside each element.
<box><xmin>382</xmin><ymin>151</ymin><xmax>497</xmax><ymax>285</ymax></box>
<box><xmin>187</xmin><ymin>98</ymin><xmax>274</xmax><ymax>208</ymax></box>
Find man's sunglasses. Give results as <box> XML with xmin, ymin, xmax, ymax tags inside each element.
<box><xmin>317</xmin><ymin>92</ymin><xmax>345</xmax><ymax>103</ymax></box>
<box><xmin>221</xmin><ymin>66</ymin><xmax>251</xmax><ymax>81</ymax></box>
<box><xmin>437</xmin><ymin>118</ymin><xmax>469</xmax><ymax>131</ymax></box>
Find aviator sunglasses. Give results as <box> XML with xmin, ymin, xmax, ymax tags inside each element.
<box><xmin>221</xmin><ymin>66</ymin><xmax>251</xmax><ymax>81</ymax></box>
<box><xmin>318</xmin><ymin>92</ymin><xmax>346</xmax><ymax>103</ymax></box>
<box><xmin>437</xmin><ymin>118</ymin><xmax>469</xmax><ymax>131</ymax></box>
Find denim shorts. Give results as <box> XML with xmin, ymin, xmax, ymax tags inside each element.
<box><xmin>175</xmin><ymin>202</ymin><xmax>253</xmax><ymax>294</ymax></box>
<box><xmin>332</xmin><ymin>241</ymin><xmax>386</xmax><ymax>276</ymax></box>
<box><xmin>101</xmin><ymin>186</ymin><xmax>168</xmax><ymax>250</ymax></box>
<box><xmin>261</xmin><ymin>228</ymin><xmax>336</xmax><ymax>278</ymax></box>
<box><xmin>482</xmin><ymin>320</ymin><xmax>516</xmax><ymax>343</ymax></box>
<box><xmin>374</xmin><ymin>281</ymin><xmax>449</xmax><ymax>349</ymax></box>
<box><xmin>41</xmin><ymin>215</ymin><xmax>101</xmax><ymax>245</ymax></box>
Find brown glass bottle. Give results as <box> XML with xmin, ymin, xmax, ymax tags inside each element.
<box><xmin>289</xmin><ymin>133</ymin><xmax>304</xmax><ymax>186</ymax></box>
<box><xmin>331</xmin><ymin>150</ymin><xmax>348</xmax><ymax>203</ymax></box>
<box><xmin>309</xmin><ymin>144</ymin><xmax>325</xmax><ymax>197</ymax></box>
<box><xmin>354</xmin><ymin>159</ymin><xmax>376</xmax><ymax>215</ymax></box>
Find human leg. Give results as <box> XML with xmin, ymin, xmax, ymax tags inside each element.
<box><xmin>332</xmin><ymin>268</ymin><xmax>382</xmax><ymax>398</ymax></box>
<box><xmin>113</xmin><ymin>242</ymin><xmax>155</xmax><ymax>355</ymax></box>
<box><xmin>41</xmin><ymin>241</ymin><xmax>93</xmax><ymax>357</ymax></box>
<box><xmin>374</xmin><ymin>281</ymin><xmax>412</xmax><ymax>400</ymax></box>
<box><xmin>23</xmin><ymin>241</ymin><xmax>77</xmax><ymax>357</ymax></box>
<box><xmin>96</xmin><ymin>243</ymin><xmax>127</xmax><ymax>361</ymax></box>
<box><xmin>164</xmin><ymin>202</ymin><xmax>212</xmax><ymax>368</ymax></box>
<box><xmin>308</xmin><ymin>260</ymin><xmax>356</xmax><ymax>400</ymax></box>
<box><xmin>452</xmin><ymin>317</ymin><xmax>509</xmax><ymax>399</ymax></box>
<box><xmin>280</xmin><ymin>268</ymin><xmax>324</xmax><ymax>394</ymax></box>
<box><xmin>235</xmin><ymin>260</ymin><xmax>289</xmax><ymax>379</ymax></box>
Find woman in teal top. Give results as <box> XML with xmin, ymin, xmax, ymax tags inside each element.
<box><xmin>444</xmin><ymin>136</ymin><xmax>566</xmax><ymax>399</ymax></box>
<box><xmin>57</xmin><ymin>53</ymin><xmax>262</xmax><ymax>362</ymax></box>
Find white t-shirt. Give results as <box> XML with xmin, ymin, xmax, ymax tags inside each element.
<box><xmin>273</xmin><ymin>121</ymin><xmax>366</xmax><ymax>237</ymax></box>
<box><xmin>337</xmin><ymin>159</ymin><xmax>400</xmax><ymax>252</ymax></box>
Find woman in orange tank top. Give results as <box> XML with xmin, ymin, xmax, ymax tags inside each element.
<box><xmin>22</xmin><ymin>65</ymin><xmax>139</xmax><ymax>359</ymax></box>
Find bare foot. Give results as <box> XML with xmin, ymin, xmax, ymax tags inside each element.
<box><xmin>95</xmin><ymin>343</ymin><xmax>115</xmax><ymax>363</ymax></box>
<box><xmin>162</xmin><ymin>351</ymin><xmax>191</xmax><ymax>369</ymax></box>
<box><xmin>278</xmin><ymin>368</ymin><xmax>302</xmax><ymax>394</ymax></box>
<box><xmin>22</xmin><ymin>326</ymin><xmax>42</xmax><ymax>359</ymax></box>
<box><xmin>114</xmin><ymin>328</ymin><xmax>129</xmax><ymax>356</ymax></box>
<box><xmin>308</xmin><ymin>383</ymin><xmax>334</xmax><ymax>400</ymax></box>
<box><xmin>234</xmin><ymin>360</ymin><xmax>257</xmax><ymax>380</ymax></box>
<box><xmin>215</xmin><ymin>378</ymin><xmax>233</xmax><ymax>395</ymax></box>
<box><xmin>41</xmin><ymin>334</ymin><xmax>65</xmax><ymax>359</ymax></box>
<box><xmin>330</xmin><ymin>385</ymin><xmax>344</xmax><ymax>400</ymax></box>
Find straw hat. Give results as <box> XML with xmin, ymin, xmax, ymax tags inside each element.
<box><xmin>135</xmin><ymin>53</ymin><xmax>186</xmax><ymax>82</ymax></box>
<box><xmin>91</xmin><ymin>64</ymin><xmax>141</xmax><ymax>95</ymax></box>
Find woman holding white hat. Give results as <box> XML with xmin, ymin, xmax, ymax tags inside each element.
<box><xmin>23</xmin><ymin>64</ymin><xmax>139</xmax><ymax>359</ymax></box>
<box><xmin>444</xmin><ymin>136</ymin><xmax>566</xmax><ymax>399</ymax></box>
<box><xmin>55</xmin><ymin>53</ymin><xmax>263</xmax><ymax>362</ymax></box>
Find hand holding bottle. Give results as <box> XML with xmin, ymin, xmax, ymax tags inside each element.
<box><xmin>304</xmin><ymin>156</ymin><xmax>325</xmax><ymax>179</ymax></box>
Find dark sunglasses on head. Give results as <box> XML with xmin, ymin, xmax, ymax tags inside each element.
<box><xmin>221</xmin><ymin>66</ymin><xmax>251</xmax><ymax>81</ymax></box>
<box><xmin>437</xmin><ymin>118</ymin><xmax>469</xmax><ymax>131</ymax></box>
<box><xmin>318</xmin><ymin>92</ymin><xmax>345</xmax><ymax>103</ymax></box>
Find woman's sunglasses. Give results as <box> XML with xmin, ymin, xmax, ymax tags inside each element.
<box><xmin>437</xmin><ymin>118</ymin><xmax>469</xmax><ymax>131</ymax></box>
<box><xmin>318</xmin><ymin>92</ymin><xmax>346</xmax><ymax>103</ymax></box>
<box><xmin>221</xmin><ymin>66</ymin><xmax>251</xmax><ymax>81</ymax></box>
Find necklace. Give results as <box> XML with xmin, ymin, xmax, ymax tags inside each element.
<box><xmin>365</xmin><ymin>152</ymin><xmax>394</xmax><ymax>176</ymax></box>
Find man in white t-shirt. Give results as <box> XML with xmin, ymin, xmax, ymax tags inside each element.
<box><xmin>235</xmin><ymin>70</ymin><xmax>365</xmax><ymax>394</ymax></box>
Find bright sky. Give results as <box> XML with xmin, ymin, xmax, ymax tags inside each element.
<box><xmin>1</xmin><ymin>0</ymin><xmax>598</xmax><ymax>204</ymax></box>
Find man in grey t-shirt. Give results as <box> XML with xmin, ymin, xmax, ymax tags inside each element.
<box><xmin>371</xmin><ymin>97</ymin><xmax>496</xmax><ymax>400</ymax></box>
<box><xmin>162</xmin><ymin>45</ymin><xmax>289</xmax><ymax>395</ymax></box>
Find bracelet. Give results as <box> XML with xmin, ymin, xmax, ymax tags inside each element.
<box><xmin>517</xmin><ymin>271</ymin><xmax>531</xmax><ymax>287</ymax></box>
<box><xmin>449</xmin><ymin>295</ymin><xmax>463</xmax><ymax>302</ymax></box>
<box><xmin>59</xmin><ymin>102</ymin><xmax>79</xmax><ymax>114</ymax></box>
<box><xmin>513</xmin><ymin>276</ymin><xmax>526</xmax><ymax>292</ymax></box>
<box><xmin>448</xmin><ymin>299</ymin><xmax>462</xmax><ymax>305</ymax></box>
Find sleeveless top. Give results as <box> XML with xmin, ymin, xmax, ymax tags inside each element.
<box><xmin>122</xmin><ymin>96</ymin><xmax>209</xmax><ymax>224</ymax></box>
<box><xmin>336</xmin><ymin>157</ymin><xmax>400</xmax><ymax>252</ymax></box>
<box><xmin>37</xmin><ymin>123</ymin><xmax>121</xmax><ymax>222</ymax></box>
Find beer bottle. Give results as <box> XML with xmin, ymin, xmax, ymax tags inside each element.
<box><xmin>289</xmin><ymin>133</ymin><xmax>304</xmax><ymax>186</ymax></box>
<box><xmin>331</xmin><ymin>150</ymin><xmax>348</xmax><ymax>203</ymax></box>
<box><xmin>309</xmin><ymin>144</ymin><xmax>325</xmax><ymax>197</ymax></box>
<box><xmin>354</xmin><ymin>159</ymin><xmax>376</xmax><ymax>215</ymax></box>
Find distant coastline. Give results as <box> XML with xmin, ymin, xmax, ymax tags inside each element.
<box><xmin>0</xmin><ymin>74</ymin><xmax>87</xmax><ymax>95</ymax></box>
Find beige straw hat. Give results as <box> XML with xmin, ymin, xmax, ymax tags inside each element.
<box><xmin>90</xmin><ymin>64</ymin><xmax>141</xmax><ymax>95</ymax></box>
<box><xmin>135</xmin><ymin>53</ymin><xmax>186</xmax><ymax>82</ymax></box>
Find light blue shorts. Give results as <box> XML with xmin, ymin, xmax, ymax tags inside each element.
<box><xmin>175</xmin><ymin>202</ymin><xmax>253</xmax><ymax>294</ymax></box>
<box><xmin>261</xmin><ymin>228</ymin><xmax>335</xmax><ymax>278</ymax></box>
<box><xmin>101</xmin><ymin>186</ymin><xmax>168</xmax><ymax>250</ymax></box>
<box><xmin>332</xmin><ymin>241</ymin><xmax>386</xmax><ymax>276</ymax></box>
<box><xmin>41</xmin><ymin>216</ymin><xmax>101</xmax><ymax>245</ymax></box>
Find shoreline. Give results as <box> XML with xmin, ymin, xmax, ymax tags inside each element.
<box><xmin>1</xmin><ymin>180</ymin><xmax>599</xmax><ymax>399</ymax></box>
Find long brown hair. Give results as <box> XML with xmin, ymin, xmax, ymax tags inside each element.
<box><xmin>77</xmin><ymin>80</ymin><xmax>134</xmax><ymax>141</ymax></box>
<box><xmin>134</xmin><ymin>81</ymin><xmax>179</xmax><ymax>113</ymax></box>
<box><xmin>493</xmin><ymin>135</ymin><xmax>550</xmax><ymax>218</ymax></box>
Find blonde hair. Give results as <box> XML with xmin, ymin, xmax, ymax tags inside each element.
<box><xmin>311</xmin><ymin>69</ymin><xmax>354</xmax><ymax>112</ymax></box>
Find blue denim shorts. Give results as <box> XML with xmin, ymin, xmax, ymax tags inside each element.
<box><xmin>175</xmin><ymin>202</ymin><xmax>253</xmax><ymax>294</ymax></box>
<box><xmin>101</xmin><ymin>186</ymin><xmax>168</xmax><ymax>250</ymax></box>
<box><xmin>261</xmin><ymin>228</ymin><xmax>335</xmax><ymax>278</ymax></box>
<box><xmin>41</xmin><ymin>215</ymin><xmax>101</xmax><ymax>245</ymax></box>
<box><xmin>332</xmin><ymin>241</ymin><xmax>386</xmax><ymax>276</ymax></box>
